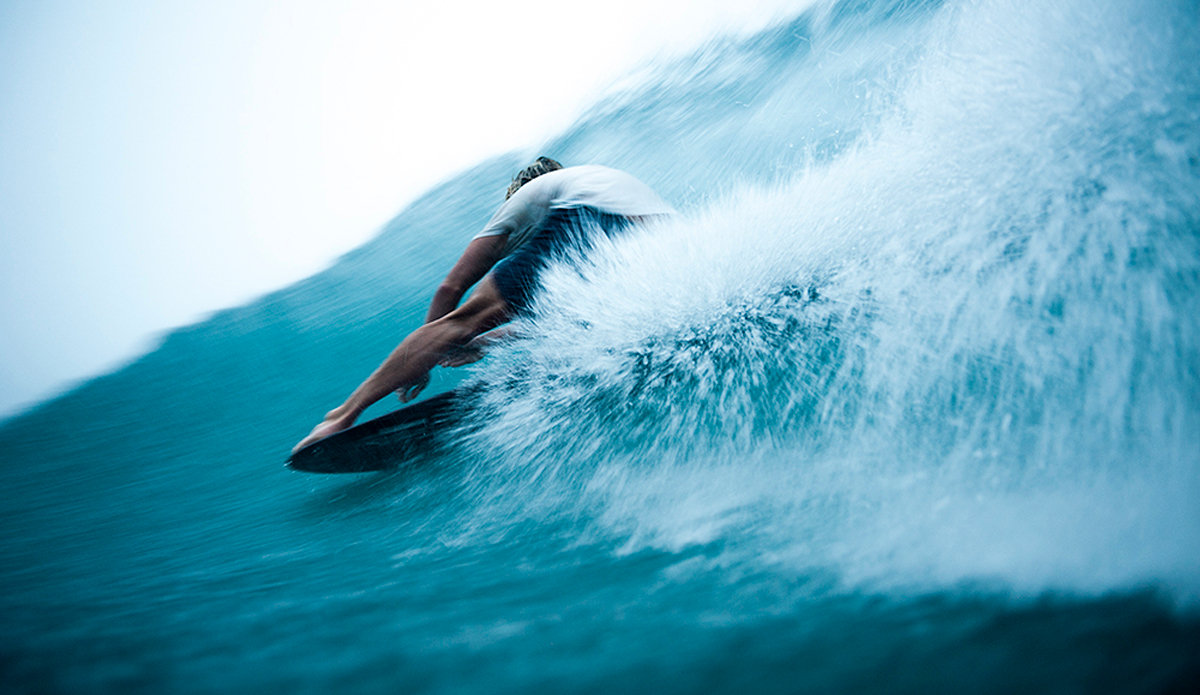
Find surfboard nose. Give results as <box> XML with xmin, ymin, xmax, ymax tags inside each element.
<box><xmin>286</xmin><ymin>388</ymin><xmax>474</xmax><ymax>473</ymax></box>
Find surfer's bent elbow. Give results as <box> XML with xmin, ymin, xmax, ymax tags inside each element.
<box><xmin>426</xmin><ymin>283</ymin><xmax>465</xmax><ymax>323</ymax></box>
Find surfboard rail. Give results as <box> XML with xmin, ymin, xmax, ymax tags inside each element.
<box><xmin>287</xmin><ymin>387</ymin><xmax>476</xmax><ymax>473</ymax></box>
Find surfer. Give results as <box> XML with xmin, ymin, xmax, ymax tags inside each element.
<box><xmin>293</xmin><ymin>158</ymin><xmax>675</xmax><ymax>452</ymax></box>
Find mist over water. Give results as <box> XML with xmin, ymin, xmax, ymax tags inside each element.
<box><xmin>2</xmin><ymin>0</ymin><xmax>1198</xmax><ymax>692</ymax></box>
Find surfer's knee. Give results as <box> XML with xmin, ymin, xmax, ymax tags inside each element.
<box><xmin>442</xmin><ymin>308</ymin><xmax>505</xmax><ymax>347</ymax></box>
<box><xmin>423</xmin><ymin>307</ymin><xmax>495</xmax><ymax>353</ymax></box>
<box><xmin>444</xmin><ymin>288</ymin><xmax>510</xmax><ymax>337</ymax></box>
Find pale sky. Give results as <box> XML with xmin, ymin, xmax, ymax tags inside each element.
<box><xmin>0</xmin><ymin>0</ymin><xmax>804</xmax><ymax>418</ymax></box>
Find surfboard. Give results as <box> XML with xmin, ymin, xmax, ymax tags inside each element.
<box><xmin>287</xmin><ymin>387</ymin><xmax>477</xmax><ymax>473</ymax></box>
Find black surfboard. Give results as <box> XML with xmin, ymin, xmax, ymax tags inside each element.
<box><xmin>287</xmin><ymin>387</ymin><xmax>478</xmax><ymax>473</ymax></box>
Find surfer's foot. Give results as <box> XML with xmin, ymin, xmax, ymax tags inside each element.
<box><xmin>292</xmin><ymin>409</ymin><xmax>357</xmax><ymax>454</ymax></box>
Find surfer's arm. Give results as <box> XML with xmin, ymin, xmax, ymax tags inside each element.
<box><xmin>425</xmin><ymin>235</ymin><xmax>508</xmax><ymax>323</ymax></box>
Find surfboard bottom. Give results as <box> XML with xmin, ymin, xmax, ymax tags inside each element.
<box><xmin>287</xmin><ymin>388</ymin><xmax>475</xmax><ymax>473</ymax></box>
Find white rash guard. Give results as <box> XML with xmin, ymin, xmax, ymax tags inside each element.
<box><xmin>473</xmin><ymin>165</ymin><xmax>676</xmax><ymax>255</ymax></box>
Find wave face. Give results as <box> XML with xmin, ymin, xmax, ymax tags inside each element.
<box><xmin>2</xmin><ymin>0</ymin><xmax>1199</xmax><ymax>692</ymax></box>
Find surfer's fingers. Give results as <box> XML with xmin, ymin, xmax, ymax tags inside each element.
<box><xmin>397</xmin><ymin>373</ymin><xmax>430</xmax><ymax>403</ymax></box>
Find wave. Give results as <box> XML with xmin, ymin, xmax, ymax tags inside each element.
<box><xmin>2</xmin><ymin>0</ymin><xmax>1197</xmax><ymax>615</ymax></box>
<box><xmin>441</xmin><ymin>0</ymin><xmax>1200</xmax><ymax>601</ymax></box>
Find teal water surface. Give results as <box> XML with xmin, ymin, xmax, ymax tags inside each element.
<box><xmin>3</xmin><ymin>0</ymin><xmax>1199</xmax><ymax>692</ymax></box>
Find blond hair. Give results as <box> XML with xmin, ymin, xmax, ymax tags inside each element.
<box><xmin>506</xmin><ymin>157</ymin><xmax>563</xmax><ymax>200</ymax></box>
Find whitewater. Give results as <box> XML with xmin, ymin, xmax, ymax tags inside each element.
<box><xmin>2</xmin><ymin>0</ymin><xmax>1198</xmax><ymax>692</ymax></box>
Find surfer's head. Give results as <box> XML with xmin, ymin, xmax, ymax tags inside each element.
<box><xmin>506</xmin><ymin>157</ymin><xmax>563</xmax><ymax>199</ymax></box>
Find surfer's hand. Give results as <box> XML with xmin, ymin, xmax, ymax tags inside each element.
<box><xmin>397</xmin><ymin>372</ymin><xmax>429</xmax><ymax>403</ymax></box>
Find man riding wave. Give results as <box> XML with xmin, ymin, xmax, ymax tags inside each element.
<box><xmin>294</xmin><ymin>158</ymin><xmax>675</xmax><ymax>452</ymax></box>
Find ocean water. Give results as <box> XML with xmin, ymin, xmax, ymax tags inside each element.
<box><xmin>3</xmin><ymin>0</ymin><xmax>1199</xmax><ymax>692</ymax></box>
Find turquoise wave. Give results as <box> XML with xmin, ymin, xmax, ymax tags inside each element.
<box><xmin>2</xmin><ymin>0</ymin><xmax>1198</xmax><ymax>691</ymax></box>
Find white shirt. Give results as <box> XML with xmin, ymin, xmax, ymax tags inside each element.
<box><xmin>473</xmin><ymin>165</ymin><xmax>675</xmax><ymax>254</ymax></box>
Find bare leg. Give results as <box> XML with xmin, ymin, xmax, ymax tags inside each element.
<box><xmin>293</xmin><ymin>278</ymin><xmax>511</xmax><ymax>452</ymax></box>
<box><xmin>438</xmin><ymin>325</ymin><xmax>519</xmax><ymax>368</ymax></box>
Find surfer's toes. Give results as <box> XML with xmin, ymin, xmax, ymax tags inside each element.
<box><xmin>293</xmin><ymin>421</ymin><xmax>340</xmax><ymax>454</ymax></box>
<box><xmin>291</xmin><ymin>435</ymin><xmax>317</xmax><ymax>455</ymax></box>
